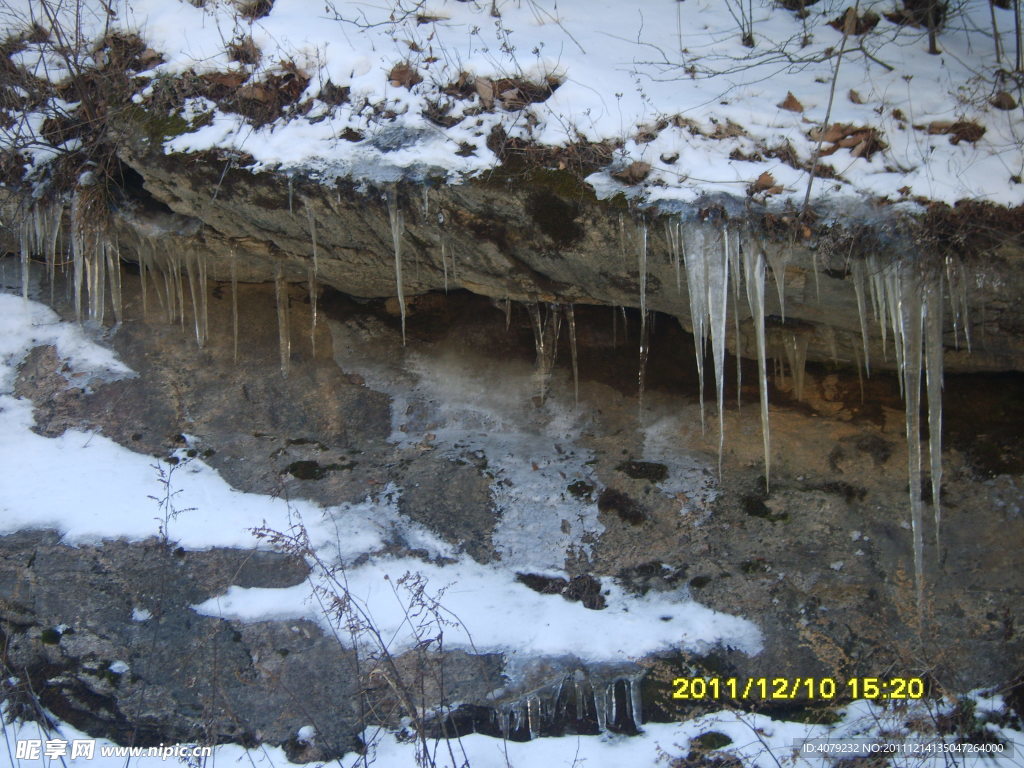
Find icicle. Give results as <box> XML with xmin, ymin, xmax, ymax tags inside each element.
<box><xmin>527</xmin><ymin>303</ymin><xmax>561</xmax><ymax>404</ymax></box>
<box><xmin>924</xmin><ymin>275</ymin><xmax>943</xmax><ymax>551</ymax></box>
<box><xmin>287</xmin><ymin>175</ymin><xmax>294</xmax><ymax>215</ymax></box>
<box><xmin>504</xmin><ymin>296</ymin><xmax>511</xmax><ymax>331</ymax></box>
<box><xmin>629</xmin><ymin>676</ymin><xmax>643</xmax><ymax>731</ymax></box>
<box><xmin>46</xmin><ymin>202</ymin><xmax>61</xmax><ymax>305</ymax></box>
<box><xmin>230</xmin><ymin>250</ymin><xmax>239</xmax><ymax>363</ymax></box>
<box><xmin>782</xmin><ymin>332</ymin><xmax>809</xmax><ymax>401</ymax></box>
<box><xmin>638</xmin><ymin>310</ymin><xmax>650</xmax><ymax>408</ymax></box>
<box><xmin>608</xmin><ymin>683</ymin><xmax>618</xmax><ymax>729</ymax></box>
<box><xmin>172</xmin><ymin>250</ymin><xmax>186</xmax><ymax>330</ymax></box>
<box><xmin>422</xmin><ymin>186</ymin><xmax>429</xmax><ymax>218</ymax></box>
<box><xmin>275</xmin><ymin>266</ymin><xmax>291</xmax><ymax>376</ymax></box>
<box><xmin>743</xmin><ymin>243</ymin><xmax>771</xmax><ymax>490</ymax></box>
<box><xmin>729</xmin><ymin>228</ymin><xmax>743</xmax><ymax>407</ymax></box>
<box><xmin>70</xmin><ymin>192</ymin><xmax>85</xmax><ymax>322</ymax></box>
<box><xmin>527</xmin><ymin>696</ymin><xmax>539</xmax><ymax>740</ymax></box>
<box><xmin>765</xmin><ymin>246</ymin><xmax>788</xmax><ymax>320</ymax></box>
<box><xmin>107</xmin><ymin>238</ymin><xmax>123</xmax><ymax>325</ymax></box>
<box><xmin>594</xmin><ymin>685</ymin><xmax>607</xmax><ymax>732</ymax></box>
<box><xmin>683</xmin><ymin>226</ymin><xmax>708</xmax><ymax>433</ymax></box>
<box><xmin>894</xmin><ymin>263</ymin><xmax>925</xmax><ymax>612</ymax></box>
<box><xmin>567</xmin><ymin>303</ymin><xmax>579</xmax><ymax>406</ymax></box>
<box><xmin>852</xmin><ymin>260</ymin><xmax>871</xmax><ymax>376</ymax></box>
<box><xmin>387</xmin><ymin>189</ymin><xmax>406</xmax><ymax>345</ymax></box>
<box><xmin>19</xmin><ymin>219</ymin><xmax>30</xmax><ymax>301</ymax></box>
<box><xmin>185</xmin><ymin>252</ymin><xmax>204</xmax><ymax>348</ymax></box>
<box><xmin>707</xmin><ymin>226</ymin><xmax>730</xmax><ymax>475</ymax></box>
<box><xmin>945</xmin><ymin>255</ymin><xmax>971</xmax><ymax>352</ymax></box>
<box><xmin>666</xmin><ymin>217</ymin><xmax>682</xmax><ymax>292</ymax></box>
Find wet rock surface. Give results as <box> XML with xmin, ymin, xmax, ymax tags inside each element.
<box><xmin>2</xmin><ymin>270</ymin><xmax>1023</xmax><ymax>757</ymax></box>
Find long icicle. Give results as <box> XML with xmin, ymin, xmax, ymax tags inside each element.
<box><xmin>744</xmin><ymin>242</ymin><xmax>770</xmax><ymax>490</ymax></box>
<box><xmin>387</xmin><ymin>189</ymin><xmax>406</xmax><ymax>345</ymax></box>
<box><xmin>567</xmin><ymin>303</ymin><xmax>579</xmax><ymax>407</ymax></box>
<box><xmin>107</xmin><ymin>237</ymin><xmax>123</xmax><ymax>326</ymax></box>
<box><xmin>729</xmin><ymin>227</ymin><xmax>743</xmax><ymax>407</ymax></box>
<box><xmin>683</xmin><ymin>226</ymin><xmax>708</xmax><ymax>433</ymax></box>
<box><xmin>923</xmin><ymin>274</ymin><xmax>944</xmax><ymax>552</ymax></box>
<box><xmin>276</xmin><ymin>265</ymin><xmax>291</xmax><ymax>376</ymax></box>
<box><xmin>852</xmin><ymin>260</ymin><xmax>872</xmax><ymax>376</ymax></box>
<box><xmin>185</xmin><ymin>252</ymin><xmax>203</xmax><ymax>347</ymax></box>
<box><xmin>707</xmin><ymin>225</ymin><xmax>730</xmax><ymax>476</ymax></box>
<box><xmin>896</xmin><ymin>263</ymin><xmax>925</xmax><ymax>614</ymax></box>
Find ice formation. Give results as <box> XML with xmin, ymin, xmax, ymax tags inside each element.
<box><xmin>8</xmin><ymin>192</ymin><xmax>962</xmax><ymax>615</ymax></box>
<box><xmin>275</xmin><ymin>265</ymin><xmax>291</xmax><ymax>376</ymax></box>
<box><xmin>387</xmin><ymin>189</ymin><xmax>407</xmax><ymax>345</ymax></box>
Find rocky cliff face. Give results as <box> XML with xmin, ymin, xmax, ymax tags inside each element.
<box><xmin>107</xmin><ymin>141</ymin><xmax>1024</xmax><ymax>375</ymax></box>
<box><xmin>2</xmin><ymin>268</ymin><xmax>1022</xmax><ymax>760</ymax></box>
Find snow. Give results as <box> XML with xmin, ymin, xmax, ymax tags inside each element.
<box><xmin>4</xmin><ymin>696</ymin><xmax>1021</xmax><ymax>768</ymax></box>
<box><xmin>4</xmin><ymin>0</ymin><xmax>1022</xmax><ymax>205</ymax></box>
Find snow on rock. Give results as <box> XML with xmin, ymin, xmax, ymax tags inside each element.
<box><xmin>3</xmin><ymin>0</ymin><xmax>1021</xmax><ymax>205</ymax></box>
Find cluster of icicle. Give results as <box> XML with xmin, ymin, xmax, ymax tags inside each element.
<box><xmin>851</xmin><ymin>254</ymin><xmax>964</xmax><ymax>608</ymax></box>
<box><xmin>15</xmin><ymin>193</ymin><xmax>317</xmax><ymax>378</ymax></box>
<box><xmin>17</xmin><ymin>194</ymin><xmax>125</xmax><ymax>328</ymax></box>
<box><xmin>657</xmin><ymin>214</ymin><xmax>958</xmax><ymax>609</ymax></box>
<box><xmin>442</xmin><ymin>672</ymin><xmax>644</xmax><ymax>740</ymax></box>
<box><xmin>15</xmin><ymin>190</ymin><xmax>961</xmax><ymax>610</ymax></box>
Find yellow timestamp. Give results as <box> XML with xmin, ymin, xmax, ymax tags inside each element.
<box><xmin>671</xmin><ymin>677</ymin><xmax>926</xmax><ymax>701</ymax></box>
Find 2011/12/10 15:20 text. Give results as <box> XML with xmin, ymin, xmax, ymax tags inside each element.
<box><xmin>671</xmin><ymin>677</ymin><xmax>926</xmax><ymax>701</ymax></box>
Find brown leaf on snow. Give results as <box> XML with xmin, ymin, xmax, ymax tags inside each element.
<box><xmin>778</xmin><ymin>92</ymin><xmax>804</xmax><ymax>113</ymax></box>
<box><xmin>848</xmin><ymin>89</ymin><xmax>864</xmax><ymax>104</ymax></box>
<box><xmin>389</xmin><ymin>62</ymin><xmax>422</xmax><ymax>89</ymax></box>
<box><xmin>991</xmin><ymin>91</ymin><xmax>1017</xmax><ymax>111</ymax></box>
<box><xmin>749</xmin><ymin>171</ymin><xmax>776</xmax><ymax>193</ymax></box>
<box><xmin>921</xmin><ymin>119</ymin><xmax>986</xmax><ymax>145</ymax></box>
<box><xmin>612</xmin><ymin>161</ymin><xmax>652</xmax><ymax>185</ymax></box>
<box><xmin>474</xmin><ymin>77</ymin><xmax>494</xmax><ymax>108</ymax></box>
<box><xmin>925</xmin><ymin>120</ymin><xmax>954</xmax><ymax>135</ymax></box>
<box><xmin>748</xmin><ymin>171</ymin><xmax>784</xmax><ymax>198</ymax></box>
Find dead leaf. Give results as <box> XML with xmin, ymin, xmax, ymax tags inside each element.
<box><xmin>778</xmin><ymin>92</ymin><xmax>804</xmax><ymax>113</ymax></box>
<box><xmin>926</xmin><ymin>120</ymin><xmax>954</xmax><ymax>135</ymax></box>
<box><xmin>612</xmin><ymin>161</ymin><xmax>652</xmax><ymax>185</ymax></box>
<box><xmin>848</xmin><ymin>89</ymin><xmax>864</xmax><ymax>104</ymax></box>
<box><xmin>749</xmin><ymin>171</ymin><xmax>776</xmax><ymax>193</ymax></box>
<box><xmin>991</xmin><ymin>91</ymin><xmax>1017</xmax><ymax>111</ymax></box>
<box><xmin>474</xmin><ymin>77</ymin><xmax>494</xmax><ymax>108</ymax></box>
<box><xmin>236</xmin><ymin>84</ymin><xmax>272</xmax><ymax>102</ymax></box>
<box><xmin>388</xmin><ymin>62</ymin><xmax>422</xmax><ymax>89</ymax></box>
